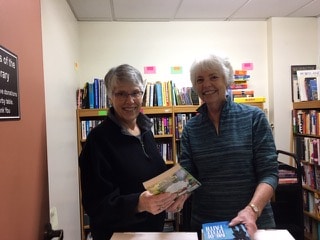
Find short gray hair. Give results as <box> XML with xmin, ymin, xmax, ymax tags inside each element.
<box><xmin>104</xmin><ymin>64</ymin><xmax>145</xmax><ymax>97</ymax></box>
<box><xmin>190</xmin><ymin>54</ymin><xmax>234</xmax><ymax>94</ymax></box>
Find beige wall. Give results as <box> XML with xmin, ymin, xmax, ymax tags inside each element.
<box><xmin>0</xmin><ymin>1</ymin><xmax>49</xmax><ymax>239</ymax></box>
<box><xmin>41</xmin><ymin>0</ymin><xmax>81</xmax><ymax>239</ymax></box>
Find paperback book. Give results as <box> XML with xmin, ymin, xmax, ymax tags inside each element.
<box><xmin>143</xmin><ymin>163</ymin><xmax>201</xmax><ymax>195</ymax></box>
<box><xmin>297</xmin><ymin>69</ymin><xmax>320</xmax><ymax>101</ymax></box>
<box><xmin>202</xmin><ymin>221</ymin><xmax>251</xmax><ymax>240</ymax></box>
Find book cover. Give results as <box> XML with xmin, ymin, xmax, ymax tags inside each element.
<box><xmin>231</xmin><ymin>89</ymin><xmax>254</xmax><ymax>98</ymax></box>
<box><xmin>233</xmin><ymin>96</ymin><xmax>265</xmax><ymax>103</ymax></box>
<box><xmin>291</xmin><ymin>65</ymin><xmax>317</xmax><ymax>102</ymax></box>
<box><xmin>143</xmin><ymin>163</ymin><xmax>201</xmax><ymax>195</ymax></box>
<box><xmin>88</xmin><ymin>83</ymin><xmax>94</xmax><ymax>109</ymax></box>
<box><xmin>314</xmin><ymin>192</ymin><xmax>320</xmax><ymax>218</ymax></box>
<box><xmin>305</xmin><ymin>77</ymin><xmax>318</xmax><ymax>101</ymax></box>
<box><xmin>202</xmin><ymin>221</ymin><xmax>251</xmax><ymax>240</ymax></box>
<box><xmin>297</xmin><ymin>70</ymin><xmax>320</xmax><ymax>101</ymax></box>
<box><xmin>93</xmin><ymin>78</ymin><xmax>100</xmax><ymax>108</ymax></box>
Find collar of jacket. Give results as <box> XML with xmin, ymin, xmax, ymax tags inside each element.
<box><xmin>196</xmin><ymin>94</ymin><xmax>233</xmax><ymax>116</ymax></box>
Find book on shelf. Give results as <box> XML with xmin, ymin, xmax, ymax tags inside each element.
<box><xmin>231</xmin><ymin>89</ymin><xmax>254</xmax><ymax>99</ymax></box>
<box><xmin>143</xmin><ymin>81</ymin><xmax>199</xmax><ymax>106</ymax></box>
<box><xmin>202</xmin><ymin>221</ymin><xmax>251</xmax><ymax>240</ymax></box>
<box><xmin>77</xmin><ymin>79</ymin><xmax>109</xmax><ymax>109</ymax></box>
<box><xmin>314</xmin><ymin>192</ymin><xmax>320</xmax><ymax>218</ymax></box>
<box><xmin>233</xmin><ymin>96</ymin><xmax>265</xmax><ymax>103</ymax></box>
<box><xmin>297</xmin><ymin>69</ymin><xmax>320</xmax><ymax>101</ymax></box>
<box><xmin>229</xmin><ymin>81</ymin><xmax>248</xmax><ymax>89</ymax></box>
<box><xmin>291</xmin><ymin>65</ymin><xmax>317</xmax><ymax>102</ymax></box>
<box><xmin>143</xmin><ymin>163</ymin><xmax>201</xmax><ymax>195</ymax></box>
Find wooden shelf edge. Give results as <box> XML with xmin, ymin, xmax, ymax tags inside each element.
<box><xmin>304</xmin><ymin>210</ymin><xmax>320</xmax><ymax>221</ymax></box>
<box><xmin>293</xmin><ymin>101</ymin><xmax>320</xmax><ymax>109</ymax></box>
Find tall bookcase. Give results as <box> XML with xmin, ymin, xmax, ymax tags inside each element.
<box><xmin>292</xmin><ymin>100</ymin><xmax>320</xmax><ymax>240</ymax></box>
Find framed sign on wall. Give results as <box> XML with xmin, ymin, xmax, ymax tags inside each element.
<box><xmin>0</xmin><ymin>45</ymin><xmax>19</xmax><ymax>120</ymax></box>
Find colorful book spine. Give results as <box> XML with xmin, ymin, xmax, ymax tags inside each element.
<box><xmin>233</xmin><ymin>96</ymin><xmax>265</xmax><ymax>103</ymax></box>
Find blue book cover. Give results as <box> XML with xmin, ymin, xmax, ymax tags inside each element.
<box><xmin>304</xmin><ymin>77</ymin><xmax>318</xmax><ymax>101</ymax></box>
<box><xmin>93</xmin><ymin>78</ymin><xmax>100</xmax><ymax>108</ymax></box>
<box><xmin>202</xmin><ymin>221</ymin><xmax>251</xmax><ymax>240</ymax></box>
<box><xmin>155</xmin><ymin>82</ymin><xmax>163</xmax><ymax>106</ymax></box>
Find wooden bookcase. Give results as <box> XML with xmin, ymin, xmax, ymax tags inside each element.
<box><xmin>76</xmin><ymin>102</ymin><xmax>264</xmax><ymax>239</ymax></box>
<box><xmin>292</xmin><ymin>100</ymin><xmax>320</xmax><ymax>240</ymax></box>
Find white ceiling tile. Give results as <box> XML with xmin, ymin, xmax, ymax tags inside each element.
<box><xmin>66</xmin><ymin>0</ymin><xmax>320</xmax><ymax>21</ymax></box>
<box><xmin>231</xmin><ymin>0</ymin><xmax>314</xmax><ymax>19</ymax></box>
<box><xmin>67</xmin><ymin>0</ymin><xmax>112</xmax><ymax>21</ymax></box>
<box><xmin>113</xmin><ymin>0</ymin><xmax>181</xmax><ymax>20</ymax></box>
<box><xmin>175</xmin><ymin>0</ymin><xmax>248</xmax><ymax>20</ymax></box>
<box><xmin>288</xmin><ymin>0</ymin><xmax>320</xmax><ymax>17</ymax></box>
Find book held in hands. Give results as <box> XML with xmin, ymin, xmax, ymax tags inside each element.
<box><xmin>143</xmin><ymin>163</ymin><xmax>201</xmax><ymax>195</ymax></box>
<box><xmin>202</xmin><ymin>221</ymin><xmax>251</xmax><ymax>240</ymax></box>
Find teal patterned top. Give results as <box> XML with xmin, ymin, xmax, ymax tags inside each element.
<box><xmin>180</xmin><ymin>95</ymin><xmax>278</xmax><ymax>232</ymax></box>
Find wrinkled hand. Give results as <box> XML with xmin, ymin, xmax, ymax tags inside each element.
<box><xmin>166</xmin><ymin>193</ymin><xmax>189</xmax><ymax>213</ymax></box>
<box><xmin>137</xmin><ymin>191</ymin><xmax>176</xmax><ymax>215</ymax></box>
<box><xmin>229</xmin><ymin>206</ymin><xmax>258</xmax><ymax>239</ymax></box>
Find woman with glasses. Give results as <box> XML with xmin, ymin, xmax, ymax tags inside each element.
<box><xmin>79</xmin><ymin>64</ymin><xmax>186</xmax><ymax>240</ymax></box>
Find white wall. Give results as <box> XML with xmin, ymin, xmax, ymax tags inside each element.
<box><xmin>41</xmin><ymin>0</ymin><xmax>81</xmax><ymax>239</ymax></box>
<box><xmin>267</xmin><ymin>18</ymin><xmax>318</xmax><ymax>164</ymax></box>
<box><xmin>78</xmin><ymin>21</ymin><xmax>269</xmax><ymax>99</ymax></box>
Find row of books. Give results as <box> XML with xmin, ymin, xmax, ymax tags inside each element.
<box><xmin>304</xmin><ymin>214</ymin><xmax>320</xmax><ymax>239</ymax></box>
<box><xmin>175</xmin><ymin>113</ymin><xmax>194</xmax><ymax>139</ymax></box>
<box><xmin>150</xmin><ymin>117</ymin><xmax>173</xmax><ymax>135</ymax></box>
<box><xmin>295</xmin><ymin>136</ymin><xmax>320</xmax><ymax>165</ymax></box>
<box><xmin>302</xmin><ymin>163</ymin><xmax>320</xmax><ymax>191</ymax></box>
<box><xmin>81</xmin><ymin>120</ymin><xmax>103</xmax><ymax>140</ymax></box>
<box><xmin>135</xmin><ymin>113</ymin><xmax>194</xmax><ymax>137</ymax></box>
<box><xmin>77</xmin><ymin>78</ymin><xmax>110</xmax><ymax>109</ymax></box>
<box><xmin>292</xmin><ymin>109</ymin><xmax>320</xmax><ymax>136</ymax></box>
<box><xmin>303</xmin><ymin>190</ymin><xmax>320</xmax><ymax>217</ymax></box>
<box><xmin>143</xmin><ymin>81</ymin><xmax>199</xmax><ymax>107</ymax></box>
<box><xmin>76</xmin><ymin>79</ymin><xmax>200</xmax><ymax>109</ymax></box>
<box><xmin>156</xmin><ymin>142</ymin><xmax>172</xmax><ymax>162</ymax></box>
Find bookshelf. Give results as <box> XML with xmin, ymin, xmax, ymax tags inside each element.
<box><xmin>76</xmin><ymin>102</ymin><xmax>265</xmax><ymax>239</ymax></box>
<box><xmin>292</xmin><ymin>100</ymin><xmax>320</xmax><ymax>239</ymax></box>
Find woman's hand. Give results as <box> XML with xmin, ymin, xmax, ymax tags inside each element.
<box><xmin>166</xmin><ymin>193</ymin><xmax>190</xmax><ymax>213</ymax></box>
<box><xmin>137</xmin><ymin>191</ymin><xmax>177</xmax><ymax>215</ymax></box>
<box><xmin>229</xmin><ymin>206</ymin><xmax>258</xmax><ymax>239</ymax></box>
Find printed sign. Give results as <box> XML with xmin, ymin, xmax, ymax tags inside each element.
<box><xmin>0</xmin><ymin>45</ymin><xmax>20</xmax><ymax>119</ymax></box>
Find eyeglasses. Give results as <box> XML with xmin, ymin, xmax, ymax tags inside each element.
<box><xmin>113</xmin><ymin>91</ymin><xmax>144</xmax><ymax>101</ymax></box>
